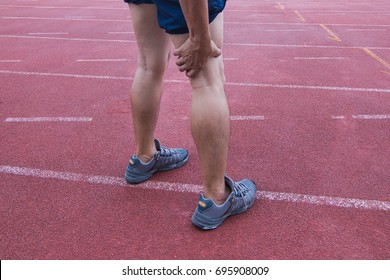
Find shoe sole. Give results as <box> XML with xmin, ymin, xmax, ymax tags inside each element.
<box><xmin>191</xmin><ymin>202</ymin><xmax>255</xmax><ymax>230</ymax></box>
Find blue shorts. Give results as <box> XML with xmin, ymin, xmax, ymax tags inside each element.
<box><xmin>124</xmin><ymin>0</ymin><xmax>226</xmax><ymax>34</ymax></box>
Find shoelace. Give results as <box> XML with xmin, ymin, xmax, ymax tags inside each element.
<box><xmin>157</xmin><ymin>146</ymin><xmax>180</xmax><ymax>167</ymax></box>
<box><xmin>231</xmin><ymin>181</ymin><xmax>252</xmax><ymax>210</ymax></box>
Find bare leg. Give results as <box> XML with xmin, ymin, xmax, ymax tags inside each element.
<box><xmin>128</xmin><ymin>4</ymin><xmax>171</xmax><ymax>163</ymax></box>
<box><xmin>170</xmin><ymin>14</ymin><xmax>231</xmax><ymax>205</ymax></box>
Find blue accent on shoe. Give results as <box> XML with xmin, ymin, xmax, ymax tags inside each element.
<box><xmin>125</xmin><ymin>139</ymin><xmax>189</xmax><ymax>184</ymax></box>
<box><xmin>191</xmin><ymin>175</ymin><xmax>256</xmax><ymax>230</ymax></box>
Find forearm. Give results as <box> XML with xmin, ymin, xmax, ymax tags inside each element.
<box><xmin>178</xmin><ymin>0</ymin><xmax>211</xmax><ymax>42</ymax></box>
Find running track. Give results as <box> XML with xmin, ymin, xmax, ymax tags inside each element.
<box><xmin>0</xmin><ymin>0</ymin><xmax>389</xmax><ymax>259</ymax></box>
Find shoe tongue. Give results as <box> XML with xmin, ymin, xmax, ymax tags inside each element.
<box><xmin>224</xmin><ymin>175</ymin><xmax>235</xmax><ymax>191</ymax></box>
<box><xmin>154</xmin><ymin>139</ymin><xmax>162</xmax><ymax>151</ymax></box>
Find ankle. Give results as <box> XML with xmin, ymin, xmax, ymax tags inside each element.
<box><xmin>204</xmin><ymin>184</ymin><xmax>231</xmax><ymax>206</ymax></box>
<box><xmin>137</xmin><ymin>154</ymin><xmax>153</xmax><ymax>163</ymax></box>
<box><xmin>136</xmin><ymin>148</ymin><xmax>157</xmax><ymax>163</ymax></box>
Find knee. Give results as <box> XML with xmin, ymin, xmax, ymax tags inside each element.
<box><xmin>137</xmin><ymin>50</ymin><xmax>170</xmax><ymax>78</ymax></box>
<box><xmin>190</xmin><ymin>57</ymin><xmax>226</xmax><ymax>91</ymax></box>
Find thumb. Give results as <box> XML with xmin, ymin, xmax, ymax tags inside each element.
<box><xmin>211</xmin><ymin>42</ymin><xmax>222</xmax><ymax>57</ymax></box>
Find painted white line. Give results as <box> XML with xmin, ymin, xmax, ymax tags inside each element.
<box><xmin>0</xmin><ymin>16</ymin><xmax>127</xmax><ymax>22</ymax></box>
<box><xmin>4</xmin><ymin>117</ymin><xmax>93</xmax><ymax>122</ymax></box>
<box><xmin>230</xmin><ymin>115</ymin><xmax>266</xmax><ymax>121</ymax></box>
<box><xmin>352</xmin><ymin>114</ymin><xmax>390</xmax><ymax>120</ymax></box>
<box><xmin>1</xmin><ymin>34</ymin><xmax>390</xmax><ymax>51</ymax></box>
<box><xmin>0</xmin><ymin>5</ymin><xmax>124</xmax><ymax>10</ymax></box>
<box><xmin>29</xmin><ymin>32</ymin><xmax>69</xmax><ymax>35</ymax></box>
<box><xmin>258</xmin><ymin>191</ymin><xmax>390</xmax><ymax>211</ymax></box>
<box><xmin>1</xmin><ymin>70</ymin><xmax>390</xmax><ymax>93</ymax></box>
<box><xmin>347</xmin><ymin>29</ymin><xmax>387</xmax><ymax>32</ymax></box>
<box><xmin>0</xmin><ymin>70</ymin><xmax>133</xmax><ymax>80</ymax></box>
<box><xmin>108</xmin><ymin>31</ymin><xmax>134</xmax><ymax>34</ymax></box>
<box><xmin>226</xmin><ymin>81</ymin><xmax>390</xmax><ymax>93</ymax></box>
<box><xmin>76</xmin><ymin>59</ymin><xmax>131</xmax><ymax>62</ymax></box>
<box><xmin>294</xmin><ymin>57</ymin><xmax>348</xmax><ymax>60</ymax></box>
<box><xmin>183</xmin><ymin>115</ymin><xmax>266</xmax><ymax>121</ymax></box>
<box><xmin>315</xmin><ymin>13</ymin><xmax>347</xmax><ymax>16</ymax></box>
<box><xmin>0</xmin><ymin>34</ymin><xmax>134</xmax><ymax>43</ymax></box>
<box><xmin>223</xmin><ymin>58</ymin><xmax>239</xmax><ymax>61</ymax></box>
<box><xmin>225</xmin><ymin>42</ymin><xmax>390</xmax><ymax>51</ymax></box>
<box><xmin>266</xmin><ymin>30</ymin><xmax>307</xmax><ymax>32</ymax></box>
<box><xmin>0</xmin><ymin>60</ymin><xmax>21</xmax><ymax>62</ymax></box>
<box><xmin>225</xmin><ymin>22</ymin><xmax>390</xmax><ymax>28</ymax></box>
<box><xmin>3</xmin><ymin>16</ymin><xmax>390</xmax><ymax>28</ymax></box>
<box><xmin>331</xmin><ymin>115</ymin><xmax>346</xmax><ymax>120</ymax></box>
<box><xmin>64</xmin><ymin>16</ymin><xmax>96</xmax><ymax>19</ymax></box>
<box><xmin>0</xmin><ymin>165</ymin><xmax>389</xmax><ymax>211</ymax></box>
<box><xmin>1</xmin><ymin>16</ymin><xmax>129</xmax><ymax>22</ymax></box>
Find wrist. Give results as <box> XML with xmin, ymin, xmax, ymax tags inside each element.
<box><xmin>189</xmin><ymin>33</ymin><xmax>211</xmax><ymax>46</ymax></box>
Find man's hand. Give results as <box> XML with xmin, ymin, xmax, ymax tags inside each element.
<box><xmin>173</xmin><ymin>38</ymin><xmax>221</xmax><ymax>78</ymax></box>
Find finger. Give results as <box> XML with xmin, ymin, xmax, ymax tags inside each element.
<box><xmin>176</xmin><ymin>58</ymin><xmax>185</xmax><ymax>66</ymax></box>
<box><xmin>213</xmin><ymin>47</ymin><xmax>222</xmax><ymax>57</ymax></box>
<box><xmin>210</xmin><ymin>41</ymin><xmax>222</xmax><ymax>57</ymax></box>
<box><xmin>178</xmin><ymin>64</ymin><xmax>187</xmax><ymax>72</ymax></box>
<box><xmin>186</xmin><ymin>69</ymin><xmax>198</xmax><ymax>78</ymax></box>
<box><xmin>173</xmin><ymin>48</ymin><xmax>181</xmax><ymax>57</ymax></box>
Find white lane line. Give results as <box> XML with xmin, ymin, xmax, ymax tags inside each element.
<box><xmin>230</xmin><ymin>115</ymin><xmax>266</xmax><ymax>121</ymax></box>
<box><xmin>183</xmin><ymin>115</ymin><xmax>266</xmax><ymax>121</ymax></box>
<box><xmin>1</xmin><ymin>34</ymin><xmax>390</xmax><ymax>51</ymax></box>
<box><xmin>266</xmin><ymin>30</ymin><xmax>307</xmax><ymax>32</ymax></box>
<box><xmin>0</xmin><ymin>34</ymin><xmax>134</xmax><ymax>43</ymax></box>
<box><xmin>29</xmin><ymin>32</ymin><xmax>69</xmax><ymax>35</ymax></box>
<box><xmin>294</xmin><ymin>56</ymin><xmax>348</xmax><ymax>60</ymax></box>
<box><xmin>331</xmin><ymin>115</ymin><xmax>346</xmax><ymax>120</ymax></box>
<box><xmin>226</xmin><ymin>81</ymin><xmax>390</xmax><ymax>93</ymax></box>
<box><xmin>1</xmin><ymin>16</ymin><xmax>129</xmax><ymax>22</ymax></box>
<box><xmin>347</xmin><ymin>29</ymin><xmax>387</xmax><ymax>32</ymax></box>
<box><xmin>225</xmin><ymin>42</ymin><xmax>390</xmax><ymax>51</ymax></box>
<box><xmin>0</xmin><ymin>60</ymin><xmax>21</xmax><ymax>62</ymax></box>
<box><xmin>0</xmin><ymin>165</ymin><xmax>389</xmax><ymax>211</ymax></box>
<box><xmin>259</xmin><ymin>191</ymin><xmax>390</xmax><ymax>211</ymax></box>
<box><xmin>315</xmin><ymin>13</ymin><xmax>347</xmax><ymax>16</ymax></box>
<box><xmin>225</xmin><ymin>22</ymin><xmax>390</xmax><ymax>28</ymax></box>
<box><xmin>0</xmin><ymin>5</ymin><xmax>124</xmax><ymax>10</ymax></box>
<box><xmin>352</xmin><ymin>114</ymin><xmax>390</xmax><ymax>120</ymax></box>
<box><xmin>108</xmin><ymin>31</ymin><xmax>134</xmax><ymax>34</ymax></box>
<box><xmin>4</xmin><ymin>117</ymin><xmax>93</xmax><ymax>122</ymax></box>
<box><xmin>76</xmin><ymin>59</ymin><xmax>131</xmax><ymax>62</ymax></box>
<box><xmin>1</xmin><ymin>70</ymin><xmax>390</xmax><ymax>93</ymax></box>
<box><xmin>3</xmin><ymin>16</ymin><xmax>390</xmax><ymax>28</ymax></box>
<box><xmin>64</xmin><ymin>16</ymin><xmax>96</xmax><ymax>19</ymax></box>
<box><xmin>0</xmin><ymin>70</ymin><xmax>132</xmax><ymax>80</ymax></box>
<box><xmin>223</xmin><ymin>58</ymin><xmax>239</xmax><ymax>61</ymax></box>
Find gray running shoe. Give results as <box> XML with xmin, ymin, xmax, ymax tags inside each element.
<box><xmin>192</xmin><ymin>175</ymin><xmax>256</xmax><ymax>230</ymax></box>
<box><xmin>125</xmin><ymin>139</ymin><xmax>188</xmax><ymax>184</ymax></box>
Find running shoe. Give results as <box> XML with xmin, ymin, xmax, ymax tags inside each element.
<box><xmin>192</xmin><ymin>175</ymin><xmax>256</xmax><ymax>230</ymax></box>
<box><xmin>125</xmin><ymin>139</ymin><xmax>189</xmax><ymax>184</ymax></box>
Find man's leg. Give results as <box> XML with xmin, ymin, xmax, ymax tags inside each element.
<box><xmin>125</xmin><ymin>3</ymin><xmax>188</xmax><ymax>184</ymax></box>
<box><xmin>128</xmin><ymin>4</ymin><xmax>171</xmax><ymax>163</ymax></box>
<box><xmin>170</xmin><ymin>14</ymin><xmax>230</xmax><ymax>205</ymax></box>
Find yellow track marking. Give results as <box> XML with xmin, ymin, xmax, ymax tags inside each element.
<box><xmin>275</xmin><ymin>2</ymin><xmax>285</xmax><ymax>10</ymax></box>
<box><xmin>319</xmin><ymin>24</ymin><xmax>342</xmax><ymax>42</ymax></box>
<box><xmin>362</xmin><ymin>48</ymin><xmax>390</xmax><ymax>69</ymax></box>
<box><xmin>294</xmin><ymin>10</ymin><xmax>306</xmax><ymax>22</ymax></box>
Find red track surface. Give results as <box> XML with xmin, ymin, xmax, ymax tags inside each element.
<box><xmin>0</xmin><ymin>0</ymin><xmax>389</xmax><ymax>259</ymax></box>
